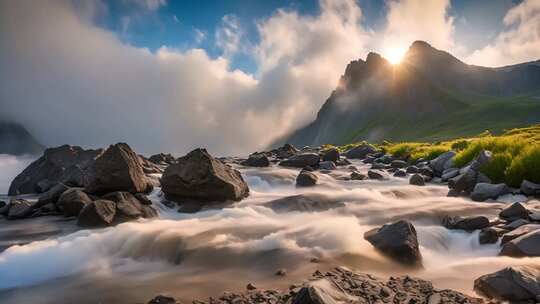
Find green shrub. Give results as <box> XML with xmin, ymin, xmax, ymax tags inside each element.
<box><xmin>506</xmin><ymin>145</ymin><xmax>540</xmax><ymax>187</ymax></box>
<box><xmin>451</xmin><ymin>140</ymin><xmax>469</xmax><ymax>151</ymax></box>
<box><xmin>480</xmin><ymin>152</ymin><xmax>512</xmax><ymax>183</ymax></box>
<box><xmin>453</xmin><ymin>137</ymin><xmax>527</xmax><ymax>167</ymax></box>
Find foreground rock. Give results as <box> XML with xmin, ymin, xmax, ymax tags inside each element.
<box><xmin>409</xmin><ymin>174</ymin><xmax>425</xmax><ymax>186</ymax></box>
<box><xmin>161</xmin><ymin>148</ymin><xmax>249</xmax><ymax>203</ymax></box>
<box><xmin>8</xmin><ymin>145</ymin><xmax>103</xmax><ymax>195</ymax></box>
<box><xmin>77</xmin><ymin>199</ymin><xmax>116</xmax><ymax>227</ymax></box>
<box><xmin>241</xmin><ymin>153</ymin><xmax>270</xmax><ymax>167</ymax></box>
<box><xmin>151</xmin><ymin>267</ymin><xmax>482</xmax><ymax>304</ymax></box>
<box><xmin>85</xmin><ymin>143</ymin><xmax>152</xmax><ymax>194</ymax></box>
<box><xmin>344</xmin><ymin>144</ymin><xmax>377</xmax><ymax>159</ymax></box>
<box><xmin>474</xmin><ymin>266</ymin><xmax>540</xmax><ymax>302</ymax></box>
<box><xmin>500</xmin><ymin>229</ymin><xmax>540</xmax><ymax>257</ymax></box>
<box><xmin>296</xmin><ymin>170</ymin><xmax>318</xmax><ymax>187</ymax></box>
<box><xmin>57</xmin><ymin>188</ymin><xmax>93</xmax><ymax>217</ymax></box>
<box><xmin>364</xmin><ymin>220</ymin><xmax>422</xmax><ymax>267</ymax></box>
<box><xmin>279</xmin><ymin>153</ymin><xmax>320</xmax><ymax>168</ymax></box>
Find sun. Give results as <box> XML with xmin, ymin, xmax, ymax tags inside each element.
<box><xmin>386</xmin><ymin>47</ymin><xmax>407</xmax><ymax>65</ymax></box>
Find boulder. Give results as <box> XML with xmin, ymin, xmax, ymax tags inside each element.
<box><xmin>8</xmin><ymin>145</ymin><xmax>102</xmax><ymax>195</ymax></box>
<box><xmin>279</xmin><ymin>153</ymin><xmax>320</xmax><ymax>168</ymax></box>
<box><xmin>350</xmin><ymin>172</ymin><xmax>366</xmax><ymax>180</ymax></box>
<box><xmin>85</xmin><ymin>143</ymin><xmax>152</xmax><ymax>194</ymax></box>
<box><xmin>470</xmin><ymin>183</ymin><xmax>508</xmax><ymax>202</ymax></box>
<box><xmin>364</xmin><ymin>220</ymin><xmax>422</xmax><ymax>266</ymax></box>
<box><xmin>393</xmin><ymin>169</ymin><xmax>406</xmax><ymax>177</ymax></box>
<box><xmin>442</xmin><ymin>215</ymin><xmax>490</xmax><ymax>230</ymax></box>
<box><xmin>479</xmin><ymin>228</ymin><xmax>499</xmax><ymax>244</ymax></box>
<box><xmin>318</xmin><ymin>161</ymin><xmax>336</xmax><ymax>170</ymax></box>
<box><xmin>7</xmin><ymin>199</ymin><xmax>34</xmax><ymax>219</ymax></box>
<box><xmin>499</xmin><ymin>202</ymin><xmax>529</xmax><ymax>221</ymax></box>
<box><xmin>504</xmin><ymin>219</ymin><xmax>530</xmax><ymax>230</ymax></box>
<box><xmin>406</xmin><ymin>166</ymin><xmax>419</xmax><ymax>174</ymax></box>
<box><xmin>449</xmin><ymin>169</ymin><xmax>477</xmax><ymax>194</ymax></box>
<box><xmin>36</xmin><ymin>183</ymin><xmax>69</xmax><ymax>208</ymax></box>
<box><xmin>429</xmin><ymin>151</ymin><xmax>455</xmax><ymax>176</ymax></box>
<box><xmin>296</xmin><ymin>170</ymin><xmax>318</xmax><ymax>187</ymax></box>
<box><xmin>501</xmin><ymin>224</ymin><xmax>540</xmax><ymax>244</ymax></box>
<box><xmin>241</xmin><ymin>153</ymin><xmax>270</xmax><ymax>167</ymax></box>
<box><xmin>390</xmin><ymin>160</ymin><xmax>407</xmax><ymax>169</ymax></box>
<box><xmin>139</xmin><ymin>155</ymin><xmax>165</xmax><ymax>174</ymax></box>
<box><xmin>368</xmin><ymin>170</ymin><xmax>387</xmax><ymax>180</ymax></box>
<box><xmin>264</xmin><ymin>194</ymin><xmax>344</xmax><ymax>213</ymax></box>
<box><xmin>500</xmin><ymin>229</ymin><xmax>540</xmax><ymax>257</ymax></box>
<box><xmin>344</xmin><ymin>144</ymin><xmax>377</xmax><ymax>159</ymax></box>
<box><xmin>135</xmin><ymin>193</ymin><xmax>153</xmax><ymax>205</ymax></box>
<box><xmin>147</xmin><ymin>295</ymin><xmax>177</xmax><ymax>304</ymax></box>
<box><xmin>419</xmin><ymin>167</ymin><xmax>434</xmax><ymax>178</ymax></box>
<box><xmin>521</xmin><ymin>180</ymin><xmax>540</xmax><ymax>196</ymax></box>
<box><xmin>321</xmin><ymin>148</ymin><xmax>340</xmax><ymax>162</ymax></box>
<box><xmin>409</xmin><ymin>174</ymin><xmax>425</xmax><ymax>186</ymax></box>
<box><xmin>272</xmin><ymin>143</ymin><xmax>298</xmax><ymax>159</ymax></box>
<box><xmin>470</xmin><ymin>150</ymin><xmax>492</xmax><ymax>171</ymax></box>
<box><xmin>77</xmin><ymin>199</ymin><xmax>116</xmax><ymax>227</ymax></box>
<box><xmin>57</xmin><ymin>188</ymin><xmax>92</xmax><ymax>217</ymax></box>
<box><xmin>103</xmin><ymin>191</ymin><xmax>155</xmax><ymax>222</ymax></box>
<box><xmin>161</xmin><ymin>148</ymin><xmax>249</xmax><ymax>202</ymax></box>
<box><xmin>474</xmin><ymin>266</ymin><xmax>540</xmax><ymax>302</ymax></box>
<box><xmin>441</xmin><ymin>168</ymin><xmax>459</xmax><ymax>181</ymax></box>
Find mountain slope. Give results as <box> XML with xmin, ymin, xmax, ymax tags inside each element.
<box><xmin>0</xmin><ymin>120</ymin><xmax>45</xmax><ymax>155</ymax></box>
<box><xmin>283</xmin><ymin>41</ymin><xmax>540</xmax><ymax>147</ymax></box>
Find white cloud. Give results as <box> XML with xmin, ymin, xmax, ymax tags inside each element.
<box><xmin>0</xmin><ymin>0</ymin><xmax>372</xmax><ymax>156</ymax></box>
<box><xmin>465</xmin><ymin>0</ymin><xmax>540</xmax><ymax>67</ymax></box>
<box><xmin>129</xmin><ymin>0</ymin><xmax>167</xmax><ymax>11</ymax></box>
<box><xmin>215</xmin><ymin>14</ymin><xmax>245</xmax><ymax>57</ymax></box>
<box><xmin>381</xmin><ymin>0</ymin><xmax>456</xmax><ymax>56</ymax></box>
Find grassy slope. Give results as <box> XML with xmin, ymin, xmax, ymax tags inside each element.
<box><xmin>329</xmin><ymin>124</ymin><xmax>540</xmax><ymax>187</ymax></box>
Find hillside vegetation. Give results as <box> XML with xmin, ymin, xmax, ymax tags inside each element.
<box><xmin>331</xmin><ymin>124</ymin><xmax>540</xmax><ymax>187</ymax></box>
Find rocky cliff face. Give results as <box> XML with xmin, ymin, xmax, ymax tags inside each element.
<box><xmin>0</xmin><ymin>120</ymin><xmax>44</xmax><ymax>155</ymax></box>
<box><xmin>282</xmin><ymin>41</ymin><xmax>540</xmax><ymax>147</ymax></box>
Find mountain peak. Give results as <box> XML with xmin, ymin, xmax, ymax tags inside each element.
<box><xmin>409</xmin><ymin>40</ymin><xmax>433</xmax><ymax>51</ymax></box>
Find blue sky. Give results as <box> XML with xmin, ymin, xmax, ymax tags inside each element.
<box><xmin>96</xmin><ymin>0</ymin><xmax>521</xmax><ymax>73</ymax></box>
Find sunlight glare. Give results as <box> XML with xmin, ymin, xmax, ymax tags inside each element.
<box><xmin>386</xmin><ymin>47</ymin><xmax>407</xmax><ymax>64</ymax></box>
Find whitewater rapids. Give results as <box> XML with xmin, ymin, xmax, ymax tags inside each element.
<box><xmin>0</xmin><ymin>155</ymin><xmax>539</xmax><ymax>304</ymax></box>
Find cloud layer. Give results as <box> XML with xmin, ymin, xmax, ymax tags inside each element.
<box><xmin>0</xmin><ymin>0</ymin><xmax>539</xmax><ymax>156</ymax></box>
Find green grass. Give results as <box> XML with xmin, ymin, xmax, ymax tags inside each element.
<box><xmin>335</xmin><ymin>124</ymin><xmax>540</xmax><ymax>187</ymax></box>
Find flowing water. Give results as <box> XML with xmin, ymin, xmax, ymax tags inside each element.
<box><xmin>1</xmin><ymin>155</ymin><xmax>539</xmax><ymax>304</ymax></box>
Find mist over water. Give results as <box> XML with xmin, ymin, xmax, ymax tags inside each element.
<box><xmin>0</xmin><ymin>161</ymin><xmax>539</xmax><ymax>304</ymax></box>
<box><xmin>0</xmin><ymin>155</ymin><xmax>36</xmax><ymax>195</ymax></box>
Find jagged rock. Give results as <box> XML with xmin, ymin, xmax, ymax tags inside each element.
<box><xmin>321</xmin><ymin>148</ymin><xmax>340</xmax><ymax>162</ymax></box>
<box><xmin>442</xmin><ymin>215</ymin><xmax>490</xmax><ymax>230</ymax></box>
<box><xmin>350</xmin><ymin>172</ymin><xmax>366</xmax><ymax>180</ymax></box>
<box><xmin>521</xmin><ymin>180</ymin><xmax>540</xmax><ymax>196</ymax></box>
<box><xmin>501</xmin><ymin>224</ymin><xmax>540</xmax><ymax>244</ymax></box>
<box><xmin>264</xmin><ymin>194</ymin><xmax>344</xmax><ymax>213</ymax></box>
<box><xmin>344</xmin><ymin>144</ymin><xmax>377</xmax><ymax>159</ymax></box>
<box><xmin>499</xmin><ymin>202</ymin><xmax>529</xmax><ymax>221</ymax></box>
<box><xmin>139</xmin><ymin>155</ymin><xmax>165</xmax><ymax>174</ymax></box>
<box><xmin>148</xmin><ymin>153</ymin><xmax>175</xmax><ymax>165</ymax></box>
<box><xmin>57</xmin><ymin>188</ymin><xmax>92</xmax><ymax>217</ymax></box>
<box><xmin>471</xmin><ymin>183</ymin><xmax>508</xmax><ymax>202</ymax></box>
<box><xmin>273</xmin><ymin>143</ymin><xmax>298</xmax><ymax>159</ymax></box>
<box><xmin>406</xmin><ymin>166</ymin><xmax>419</xmax><ymax>174</ymax></box>
<box><xmin>474</xmin><ymin>266</ymin><xmax>540</xmax><ymax>302</ymax></box>
<box><xmin>409</xmin><ymin>174</ymin><xmax>425</xmax><ymax>186</ymax></box>
<box><xmin>242</xmin><ymin>153</ymin><xmax>270</xmax><ymax>167</ymax></box>
<box><xmin>246</xmin><ymin>283</ymin><xmax>257</xmax><ymax>291</ymax></box>
<box><xmin>103</xmin><ymin>191</ymin><xmax>157</xmax><ymax>222</ymax></box>
<box><xmin>429</xmin><ymin>151</ymin><xmax>455</xmax><ymax>176</ymax></box>
<box><xmin>161</xmin><ymin>148</ymin><xmax>249</xmax><ymax>202</ymax></box>
<box><xmin>7</xmin><ymin>199</ymin><xmax>34</xmax><ymax>219</ymax></box>
<box><xmin>449</xmin><ymin>169</ymin><xmax>477</xmax><ymax>194</ymax></box>
<box><xmin>85</xmin><ymin>143</ymin><xmax>152</xmax><ymax>194</ymax></box>
<box><xmin>8</xmin><ymin>145</ymin><xmax>102</xmax><ymax>195</ymax></box>
<box><xmin>500</xmin><ymin>229</ymin><xmax>540</xmax><ymax>257</ymax></box>
<box><xmin>36</xmin><ymin>183</ymin><xmax>69</xmax><ymax>208</ymax></box>
<box><xmin>77</xmin><ymin>199</ymin><xmax>116</xmax><ymax>227</ymax></box>
<box><xmin>479</xmin><ymin>228</ymin><xmax>499</xmax><ymax>244</ymax></box>
<box><xmin>368</xmin><ymin>170</ymin><xmax>387</xmax><ymax>180</ymax></box>
<box><xmin>364</xmin><ymin>220</ymin><xmax>422</xmax><ymax>266</ymax></box>
<box><xmin>279</xmin><ymin>153</ymin><xmax>320</xmax><ymax>168</ymax></box>
<box><xmin>147</xmin><ymin>295</ymin><xmax>177</xmax><ymax>304</ymax></box>
<box><xmin>296</xmin><ymin>170</ymin><xmax>318</xmax><ymax>187</ymax></box>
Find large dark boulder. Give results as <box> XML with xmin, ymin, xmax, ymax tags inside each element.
<box><xmin>442</xmin><ymin>215</ymin><xmax>490</xmax><ymax>231</ymax></box>
<box><xmin>364</xmin><ymin>220</ymin><xmax>422</xmax><ymax>267</ymax></box>
<box><xmin>296</xmin><ymin>170</ymin><xmax>318</xmax><ymax>187</ymax></box>
<box><xmin>161</xmin><ymin>148</ymin><xmax>249</xmax><ymax>202</ymax></box>
<box><xmin>321</xmin><ymin>148</ymin><xmax>340</xmax><ymax>162</ymax></box>
<box><xmin>344</xmin><ymin>144</ymin><xmax>377</xmax><ymax>159</ymax></box>
<box><xmin>474</xmin><ymin>266</ymin><xmax>540</xmax><ymax>302</ymax></box>
<box><xmin>8</xmin><ymin>145</ymin><xmax>103</xmax><ymax>195</ymax></box>
<box><xmin>85</xmin><ymin>143</ymin><xmax>152</xmax><ymax>194</ymax></box>
<box><xmin>77</xmin><ymin>200</ymin><xmax>116</xmax><ymax>227</ymax></box>
<box><xmin>57</xmin><ymin>188</ymin><xmax>92</xmax><ymax>217</ymax></box>
<box><xmin>409</xmin><ymin>174</ymin><xmax>425</xmax><ymax>186</ymax></box>
<box><xmin>470</xmin><ymin>183</ymin><xmax>508</xmax><ymax>202</ymax></box>
<box><xmin>272</xmin><ymin>143</ymin><xmax>298</xmax><ymax>159</ymax></box>
<box><xmin>499</xmin><ymin>202</ymin><xmax>529</xmax><ymax>221</ymax></box>
<box><xmin>241</xmin><ymin>153</ymin><xmax>270</xmax><ymax>167</ymax></box>
<box><xmin>500</xmin><ymin>229</ymin><xmax>540</xmax><ymax>257</ymax></box>
<box><xmin>501</xmin><ymin>224</ymin><xmax>540</xmax><ymax>244</ymax></box>
<box><xmin>429</xmin><ymin>151</ymin><xmax>455</xmax><ymax>176</ymax></box>
<box><xmin>36</xmin><ymin>183</ymin><xmax>69</xmax><ymax>207</ymax></box>
<box><xmin>521</xmin><ymin>180</ymin><xmax>540</xmax><ymax>196</ymax></box>
<box><xmin>279</xmin><ymin>153</ymin><xmax>320</xmax><ymax>168</ymax></box>
<box><xmin>102</xmin><ymin>191</ymin><xmax>157</xmax><ymax>222</ymax></box>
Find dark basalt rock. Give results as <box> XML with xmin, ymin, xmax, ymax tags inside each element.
<box><xmin>296</xmin><ymin>170</ymin><xmax>318</xmax><ymax>187</ymax></box>
<box><xmin>521</xmin><ymin>180</ymin><xmax>540</xmax><ymax>196</ymax></box>
<box><xmin>344</xmin><ymin>144</ymin><xmax>377</xmax><ymax>159</ymax></box>
<box><xmin>161</xmin><ymin>148</ymin><xmax>249</xmax><ymax>202</ymax></box>
<box><xmin>85</xmin><ymin>143</ymin><xmax>152</xmax><ymax>195</ymax></box>
<box><xmin>474</xmin><ymin>266</ymin><xmax>540</xmax><ymax>302</ymax></box>
<box><xmin>57</xmin><ymin>188</ymin><xmax>92</xmax><ymax>217</ymax></box>
<box><xmin>479</xmin><ymin>228</ymin><xmax>499</xmax><ymax>244</ymax></box>
<box><xmin>102</xmin><ymin>191</ymin><xmax>157</xmax><ymax>222</ymax></box>
<box><xmin>409</xmin><ymin>174</ymin><xmax>425</xmax><ymax>186</ymax></box>
<box><xmin>442</xmin><ymin>215</ymin><xmax>490</xmax><ymax>231</ymax></box>
<box><xmin>321</xmin><ymin>148</ymin><xmax>340</xmax><ymax>162</ymax></box>
<box><xmin>499</xmin><ymin>202</ymin><xmax>529</xmax><ymax>221</ymax></box>
<box><xmin>147</xmin><ymin>295</ymin><xmax>178</xmax><ymax>304</ymax></box>
<box><xmin>279</xmin><ymin>153</ymin><xmax>320</xmax><ymax>168</ymax></box>
<box><xmin>8</xmin><ymin>145</ymin><xmax>103</xmax><ymax>195</ymax></box>
<box><xmin>367</xmin><ymin>170</ymin><xmax>387</xmax><ymax>180</ymax></box>
<box><xmin>500</xmin><ymin>229</ymin><xmax>540</xmax><ymax>257</ymax></box>
<box><xmin>501</xmin><ymin>224</ymin><xmax>540</xmax><ymax>244</ymax></box>
<box><xmin>241</xmin><ymin>153</ymin><xmax>270</xmax><ymax>167</ymax></box>
<box><xmin>364</xmin><ymin>220</ymin><xmax>422</xmax><ymax>267</ymax></box>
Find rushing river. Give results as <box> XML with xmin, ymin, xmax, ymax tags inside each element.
<box><xmin>0</xmin><ymin>155</ymin><xmax>539</xmax><ymax>304</ymax></box>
